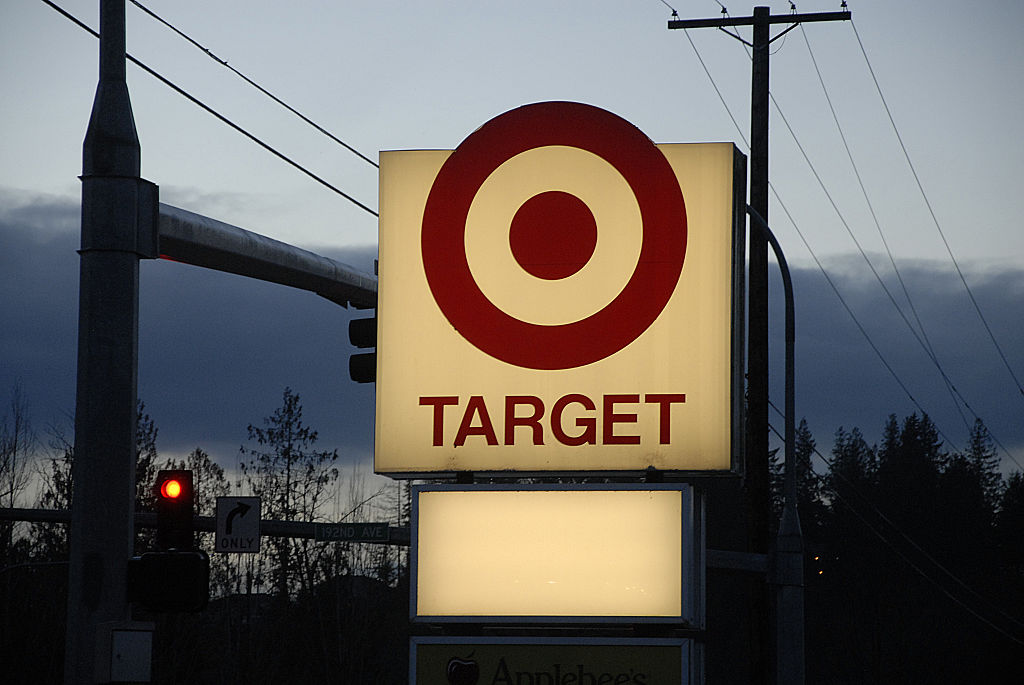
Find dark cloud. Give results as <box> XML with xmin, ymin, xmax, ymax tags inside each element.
<box><xmin>1</xmin><ymin>193</ymin><xmax>378</xmax><ymax>469</ymax></box>
<box><xmin>0</xmin><ymin>193</ymin><xmax>80</xmax><ymax>434</ymax></box>
<box><xmin>771</xmin><ymin>255</ymin><xmax>1024</xmax><ymax>466</ymax></box>
<box><xmin>138</xmin><ymin>257</ymin><xmax>378</xmax><ymax>465</ymax></box>
<box><xmin>3</xmin><ymin>193</ymin><xmax>1023</xmax><ymax>475</ymax></box>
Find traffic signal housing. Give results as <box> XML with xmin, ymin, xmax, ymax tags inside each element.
<box><xmin>127</xmin><ymin>550</ymin><xmax>210</xmax><ymax>613</ymax></box>
<box><xmin>128</xmin><ymin>469</ymin><xmax>209</xmax><ymax>613</ymax></box>
<box><xmin>349</xmin><ymin>311</ymin><xmax>376</xmax><ymax>383</ymax></box>
<box><xmin>154</xmin><ymin>469</ymin><xmax>194</xmax><ymax>551</ymax></box>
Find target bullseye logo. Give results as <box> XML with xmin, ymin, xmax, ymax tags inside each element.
<box><xmin>421</xmin><ymin>102</ymin><xmax>688</xmax><ymax>370</ymax></box>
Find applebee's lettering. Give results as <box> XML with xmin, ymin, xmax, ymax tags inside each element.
<box><xmin>419</xmin><ymin>393</ymin><xmax>685</xmax><ymax>448</ymax></box>
<box><xmin>491</xmin><ymin>657</ymin><xmax>648</xmax><ymax>685</ymax></box>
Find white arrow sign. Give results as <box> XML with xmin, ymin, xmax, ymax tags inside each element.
<box><xmin>215</xmin><ymin>496</ymin><xmax>261</xmax><ymax>553</ymax></box>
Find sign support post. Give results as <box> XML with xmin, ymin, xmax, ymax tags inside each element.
<box><xmin>748</xmin><ymin>206</ymin><xmax>803</xmax><ymax>685</ymax></box>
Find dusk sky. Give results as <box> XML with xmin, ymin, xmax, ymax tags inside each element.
<box><xmin>2</xmin><ymin>0</ymin><xmax>1023</xmax><ymax>487</ymax></box>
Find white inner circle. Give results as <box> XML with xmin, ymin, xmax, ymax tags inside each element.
<box><xmin>464</xmin><ymin>146</ymin><xmax>643</xmax><ymax>326</ymax></box>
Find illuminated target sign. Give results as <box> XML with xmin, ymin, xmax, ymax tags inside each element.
<box><xmin>375</xmin><ymin>102</ymin><xmax>745</xmax><ymax>475</ymax></box>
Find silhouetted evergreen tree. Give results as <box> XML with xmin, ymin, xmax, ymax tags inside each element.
<box><xmin>826</xmin><ymin>425</ymin><xmax>876</xmax><ymax>495</ymax></box>
<box><xmin>937</xmin><ymin>449</ymin><xmax>996</xmax><ymax>582</ymax></box>
<box><xmin>876</xmin><ymin>413</ymin><xmax>944</xmax><ymax>546</ymax></box>
<box><xmin>769</xmin><ymin>419</ymin><xmax>823</xmax><ymax>525</ymax></box>
<box><xmin>810</xmin><ymin>426</ymin><xmax>884</xmax><ymax>682</ymax></box>
<box><xmin>963</xmin><ymin>418</ymin><xmax>1002</xmax><ymax>515</ymax></box>
<box><xmin>997</xmin><ymin>472</ymin><xmax>1024</xmax><ymax>575</ymax></box>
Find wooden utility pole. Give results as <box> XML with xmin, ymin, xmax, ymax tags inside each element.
<box><xmin>669</xmin><ymin>6</ymin><xmax>850</xmax><ymax>685</ymax></box>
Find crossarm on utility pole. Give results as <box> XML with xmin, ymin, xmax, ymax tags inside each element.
<box><xmin>668</xmin><ymin>10</ymin><xmax>850</xmax><ymax>30</ymax></box>
<box><xmin>158</xmin><ymin>203</ymin><xmax>377</xmax><ymax>309</ymax></box>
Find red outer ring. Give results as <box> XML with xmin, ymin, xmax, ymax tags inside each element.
<box><xmin>421</xmin><ymin>101</ymin><xmax>687</xmax><ymax>370</ymax></box>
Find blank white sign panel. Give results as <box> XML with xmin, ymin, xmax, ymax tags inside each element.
<box><xmin>414</xmin><ymin>487</ymin><xmax>685</xmax><ymax>619</ymax></box>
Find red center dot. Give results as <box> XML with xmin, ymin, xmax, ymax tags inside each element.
<box><xmin>508</xmin><ymin>191</ymin><xmax>597</xmax><ymax>280</ymax></box>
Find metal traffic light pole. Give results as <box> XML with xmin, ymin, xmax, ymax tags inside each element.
<box><xmin>66</xmin><ymin>1</ymin><xmax>157</xmax><ymax>682</ymax></box>
<box><xmin>65</xmin><ymin>5</ymin><xmax>375</xmax><ymax>680</ymax></box>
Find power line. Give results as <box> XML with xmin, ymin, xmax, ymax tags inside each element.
<box><xmin>681</xmin><ymin>12</ymin><xmax>1024</xmax><ymax>469</ymax></box>
<box><xmin>127</xmin><ymin>0</ymin><xmax>378</xmax><ymax>169</ymax></box>
<box><xmin>766</xmin><ymin>88</ymin><xmax>982</xmax><ymax>440</ymax></box>
<box><xmin>769</xmin><ymin>130</ymin><xmax>1021</xmax><ymax>470</ymax></box>
<box><xmin>799</xmin><ymin>23</ymin><xmax>971</xmax><ymax>433</ymax></box>
<box><xmin>657</xmin><ymin>0</ymin><xmax>679</xmax><ymax>18</ymax></box>
<box><xmin>677</xmin><ymin>21</ymin><xmax>964</xmax><ymax>451</ymax></box>
<box><xmin>851</xmin><ymin>19</ymin><xmax>1024</xmax><ymax>402</ymax></box>
<box><xmin>679</xmin><ymin>28</ymin><xmax>749</xmax><ymax>149</ymax></box>
<box><xmin>763</xmin><ymin>19</ymin><xmax>1024</xmax><ymax>469</ymax></box>
<box><xmin>769</xmin><ymin>186</ymin><xmax>964</xmax><ymax>451</ymax></box>
<box><xmin>39</xmin><ymin>0</ymin><xmax>378</xmax><ymax>218</ymax></box>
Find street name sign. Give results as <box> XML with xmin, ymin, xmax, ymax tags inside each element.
<box><xmin>376</xmin><ymin>101</ymin><xmax>745</xmax><ymax>476</ymax></box>
<box><xmin>314</xmin><ymin>522</ymin><xmax>390</xmax><ymax>543</ymax></box>
<box><xmin>214</xmin><ymin>496</ymin><xmax>260</xmax><ymax>553</ymax></box>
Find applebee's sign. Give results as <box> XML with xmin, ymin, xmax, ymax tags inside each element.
<box><xmin>411</xmin><ymin>637</ymin><xmax>691</xmax><ymax>685</ymax></box>
<box><xmin>376</xmin><ymin>102</ymin><xmax>744</xmax><ymax>476</ymax></box>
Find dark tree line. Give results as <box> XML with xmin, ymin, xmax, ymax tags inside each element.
<box><xmin>4</xmin><ymin>381</ymin><xmax>1024</xmax><ymax>682</ymax></box>
<box><xmin>0</xmin><ymin>387</ymin><xmax>408</xmax><ymax>684</ymax></box>
<box><xmin>774</xmin><ymin>414</ymin><xmax>1024</xmax><ymax>683</ymax></box>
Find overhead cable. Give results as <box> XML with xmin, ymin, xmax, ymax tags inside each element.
<box><xmin>767</xmin><ymin>88</ymin><xmax>978</xmax><ymax>436</ymax></box>
<box><xmin>40</xmin><ymin>0</ymin><xmax>378</xmax><ymax>218</ymax></box>
<box><xmin>851</xmin><ymin>20</ymin><xmax>1024</xmax><ymax>401</ymax></box>
<box><xmin>127</xmin><ymin>0</ymin><xmax>378</xmax><ymax>169</ymax></box>
<box><xmin>678</xmin><ymin>22</ymin><xmax>962</xmax><ymax>452</ymax></box>
<box><xmin>799</xmin><ymin>24</ymin><xmax>970</xmax><ymax>432</ymax></box>
<box><xmin>683</xmin><ymin>14</ymin><xmax>1024</xmax><ymax>468</ymax></box>
<box><xmin>766</xmin><ymin>26</ymin><xmax>1024</xmax><ymax>468</ymax></box>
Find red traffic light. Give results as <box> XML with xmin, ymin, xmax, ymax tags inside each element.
<box><xmin>154</xmin><ymin>470</ymin><xmax>194</xmax><ymax>551</ymax></box>
<box><xmin>160</xmin><ymin>478</ymin><xmax>183</xmax><ymax>499</ymax></box>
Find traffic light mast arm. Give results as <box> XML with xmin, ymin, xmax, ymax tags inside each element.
<box><xmin>0</xmin><ymin>508</ymin><xmax>410</xmax><ymax>546</ymax></box>
<box><xmin>158</xmin><ymin>203</ymin><xmax>377</xmax><ymax>309</ymax></box>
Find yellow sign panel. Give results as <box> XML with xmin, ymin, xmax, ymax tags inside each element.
<box><xmin>412</xmin><ymin>485</ymin><xmax>699</xmax><ymax>622</ymax></box>
<box><xmin>376</xmin><ymin>102</ymin><xmax>743</xmax><ymax>475</ymax></box>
